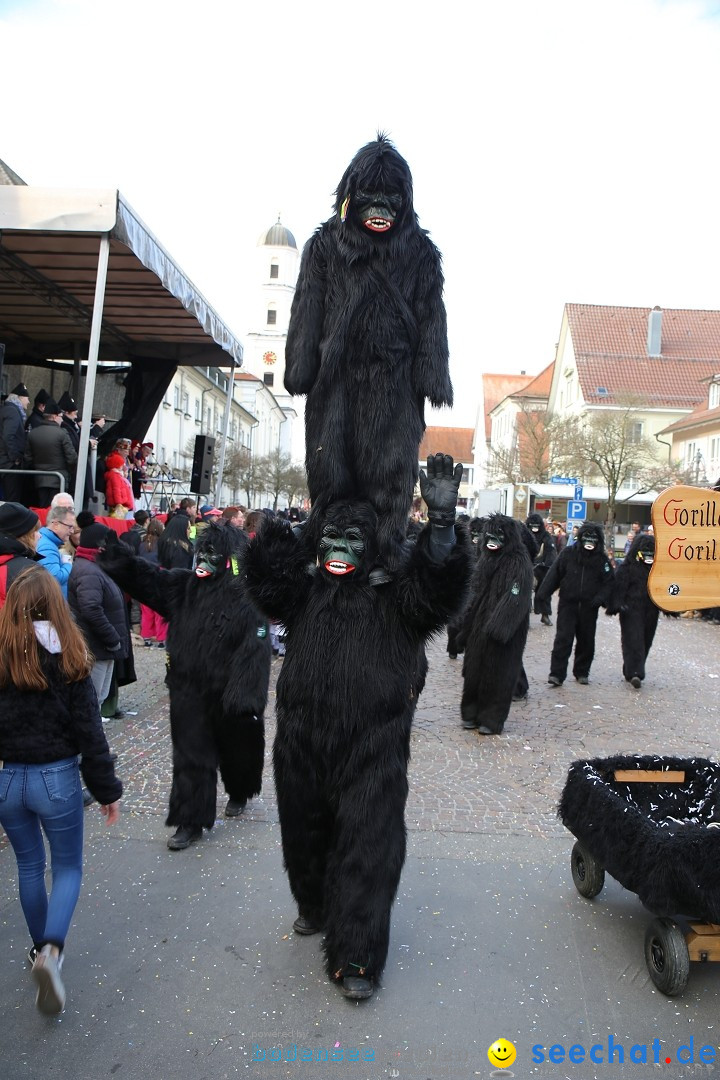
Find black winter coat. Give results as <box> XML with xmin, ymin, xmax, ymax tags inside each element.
<box><xmin>0</xmin><ymin>398</ymin><xmax>27</xmax><ymax>468</ymax></box>
<box><xmin>24</xmin><ymin>417</ymin><xmax>77</xmax><ymax>487</ymax></box>
<box><xmin>68</xmin><ymin>552</ymin><xmax>130</xmax><ymax>660</ymax></box>
<box><xmin>0</xmin><ymin>649</ymin><xmax>122</xmax><ymax>804</ymax></box>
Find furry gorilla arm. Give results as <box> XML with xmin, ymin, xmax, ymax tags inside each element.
<box><xmin>98</xmin><ymin>532</ymin><xmax>187</xmax><ymax>621</ymax></box>
<box><xmin>242</xmin><ymin>517</ymin><xmax>315</xmax><ymax>627</ymax></box>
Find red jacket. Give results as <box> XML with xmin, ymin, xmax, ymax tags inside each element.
<box><xmin>105</xmin><ymin>468</ymin><xmax>134</xmax><ymax>510</ymax></box>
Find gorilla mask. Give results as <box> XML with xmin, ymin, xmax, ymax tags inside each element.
<box><xmin>577</xmin><ymin>524</ymin><xmax>604</xmax><ymax>555</ymax></box>
<box><xmin>631</xmin><ymin>533</ymin><xmax>655</xmax><ymax>566</ymax></box>
<box><xmin>193</xmin><ymin>522</ymin><xmax>244</xmax><ymax>580</ymax></box>
<box><xmin>526</xmin><ymin>513</ymin><xmax>545</xmax><ymax>536</ymax></box>
<box><xmin>335</xmin><ymin>134</ymin><xmax>414</xmax><ymax>239</ymax></box>
<box><xmin>317</xmin><ymin>502</ymin><xmax>378</xmax><ymax>582</ymax></box>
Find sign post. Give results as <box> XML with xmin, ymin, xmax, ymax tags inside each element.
<box><xmin>567</xmin><ymin>500</ymin><xmax>587</xmax><ymax>522</ymax></box>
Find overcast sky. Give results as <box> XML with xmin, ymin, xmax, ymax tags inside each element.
<box><xmin>2</xmin><ymin>0</ymin><xmax>720</xmax><ymax>429</ymax></box>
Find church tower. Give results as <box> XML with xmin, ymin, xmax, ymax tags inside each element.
<box><xmin>244</xmin><ymin>217</ymin><xmax>302</xmax><ymax>459</ymax></box>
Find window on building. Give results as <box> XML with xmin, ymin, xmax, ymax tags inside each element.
<box><xmin>267</xmin><ymin>306</ymin><xmax>277</xmax><ymax>325</ymax></box>
<box><xmin>687</xmin><ymin>441</ymin><xmax>697</xmax><ymax>464</ymax></box>
<box><xmin>710</xmin><ymin>382</ymin><xmax>720</xmax><ymax>409</ymax></box>
<box><xmin>270</xmin><ymin>262</ymin><xmax>279</xmax><ymax>279</ymax></box>
<box><xmin>264</xmin><ymin>373</ymin><xmax>275</xmax><ymax>387</ymax></box>
<box><xmin>627</xmin><ymin>421</ymin><xmax>643</xmax><ymax>444</ymax></box>
<box><xmin>173</xmin><ymin>385</ymin><xmax>180</xmax><ymax>410</ymax></box>
<box><xmin>711</xmin><ymin>437</ymin><xmax>720</xmax><ymax>470</ymax></box>
<box><xmin>195</xmin><ymin>398</ymin><xmax>200</xmax><ymax>421</ymax></box>
<box><xmin>461</xmin><ymin>468</ymin><xmax>470</xmax><ymax>484</ymax></box>
<box><xmin>182</xmin><ymin>391</ymin><xmax>189</xmax><ymax>415</ymax></box>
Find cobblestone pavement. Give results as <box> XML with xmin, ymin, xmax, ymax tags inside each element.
<box><xmin>107</xmin><ymin>608</ymin><xmax>720</xmax><ymax>840</ymax></box>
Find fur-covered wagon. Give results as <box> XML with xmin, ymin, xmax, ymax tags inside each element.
<box><xmin>559</xmin><ymin>754</ymin><xmax>720</xmax><ymax>995</ymax></box>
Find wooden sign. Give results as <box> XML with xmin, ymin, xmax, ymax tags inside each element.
<box><xmin>649</xmin><ymin>485</ymin><xmax>720</xmax><ymax>611</ymax></box>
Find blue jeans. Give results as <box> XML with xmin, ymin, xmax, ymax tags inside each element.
<box><xmin>0</xmin><ymin>758</ymin><xmax>84</xmax><ymax>950</ymax></box>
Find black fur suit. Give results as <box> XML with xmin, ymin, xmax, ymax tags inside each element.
<box><xmin>526</xmin><ymin>512</ymin><xmax>556</xmax><ymax>622</ymax></box>
<box><xmin>244</xmin><ymin>504</ymin><xmax>470</xmax><ymax>989</ymax></box>
<box><xmin>457</xmin><ymin>514</ymin><xmax>533</xmax><ymax>734</ymax></box>
<box><xmin>99</xmin><ymin>524</ymin><xmax>270</xmax><ymax>841</ymax></box>
<box><xmin>284</xmin><ymin>135</ymin><xmax>452</xmax><ymax>564</ymax></box>
<box><xmin>606</xmin><ymin>532</ymin><xmax>659</xmax><ymax>688</ymax></box>
<box><xmin>536</xmin><ymin>522</ymin><xmax>614</xmax><ymax>685</ymax></box>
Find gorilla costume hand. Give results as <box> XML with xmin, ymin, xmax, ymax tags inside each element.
<box><xmin>420</xmin><ymin>453</ymin><xmax>463</xmax><ymax>527</ymax></box>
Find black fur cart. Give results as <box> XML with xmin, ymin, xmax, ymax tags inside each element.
<box><xmin>559</xmin><ymin>754</ymin><xmax>720</xmax><ymax>996</ymax></box>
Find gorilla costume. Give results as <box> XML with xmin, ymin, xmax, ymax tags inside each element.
<box><xmin>457</xmin><ymin>514</ymin><xmax>534</xmax><ymax>734</ymax></box>
<box><xmin>525</xmin><ymin>512</ymin><xmax>556</xmax><ymax>625</ymax></box>
<box><xmin>606</xmin><ymin>531</ymin><xmax>659</xmax><ymax>688</ymax></box>
<box><xmin>284</xmin><ymin>134</ymin><xmax>452</xmax><ymax>566</ymax></box>
<box><xmin>99</xmin><ymin>523</ymin><xmax>270</xmax><ymax>849</ymax></box>
<box><xmin>536</xmin><ymin>522</ymin><xmax>614</xmax><ymax>686</ymax></box>
<box><xmin>243</xmin><ymin>458</ymin><xmax>471</xmax><ymax>999</ymax></box>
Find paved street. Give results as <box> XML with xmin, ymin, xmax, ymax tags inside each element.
<box><xmin>3</xmin><ymin>607</ymin><xmax>720</xmax><ymax>1079</ymax></box>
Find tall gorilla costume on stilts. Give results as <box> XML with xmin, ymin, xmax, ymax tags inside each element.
<box><xmin>606</xmin><ymin>531</ymin><xmax>659</xmax><ymax>689</ymax></box>
<box><xmin>457</xmin><ymin>514</ymin><xmax>534</xmax><ymax>734</ymax></box>
<box><xmin>244</xmin><ymin>457</ymin><xmax>471</xmax><ymax>1000</ymax></box>
<box><xmin>99</xmin><ymin>524</ymin><xmax>270</xmax><ymax>850</ymax></box>
<box><xmin>284</xmin><ymin>134</ymin><xmax>453</xmax><ymax>568</ymax></box>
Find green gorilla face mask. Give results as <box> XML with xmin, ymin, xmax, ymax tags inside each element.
<box><xmin>318</xmin><ymin>525</ymin><xmax>365</xmax><ymax>577</ymax></box>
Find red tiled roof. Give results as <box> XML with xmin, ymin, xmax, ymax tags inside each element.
<box><xmin>660</xmin><ymin>402</ymin><xmax>720</xmax><ymax>436</ymax></box>
<box><xmin>482</xmin><ymin>373</ymin><xmax>535</xmax><ymax>440</ymax></box>
<box><xmin>419</xmin><ymin>426</ymin><xmax>474</xmax><ymax>462</ymax></box>
<box><xmin>515</xmin><ymin>362</ymin><xmax>554</xmax><ymax>399</ymax></box>
<box><xmin>566</xmin><ymin>304</ymin><xmax>720</xmax><ymax>408</ymax></box>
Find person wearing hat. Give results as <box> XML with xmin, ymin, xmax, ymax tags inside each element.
<box><xmin>104</xmin><ymin>453</ymin><xmax>134</xmax><ymax>517</ymax></box>
<box><xmin>24</xmin><ymin>398</ymin><xmax>78</xmax><ymax>509</ymax></box>
<box><xmin>0</xmin><ymin>502</ymin><xmax>42</xmax><ymax>607</ymax></box>
<box><xmin>128</xmin><ymin>440</ymin><xmax>151</xmax><ymax>503</ymax></box>
<box><xmin>68</xmin><ymin>522</ymin><xmax>130</xmax><ymax>708</ymax></box>
<box><xmin>25</xmin><ymin>388</ymin><xmax>50</xmax><ymax>432</ymax></box>
<box><xmin>0</xmin><ymin>383</ymin><xmax>30</xmax><ymax>503</ymax></box>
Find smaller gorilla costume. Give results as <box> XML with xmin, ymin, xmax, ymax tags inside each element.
<box><xmin>243</xmin><ymin>456</ymin><xmax>471</xmax><ymax>999</ymax></box>
<box><xmin>606</xmin><ymin>531</ymin><xmax>659</xmax><ymax>688</ymax></box>
<box><xmin>536</xmin><ymin>522</ymin><xmax>614</xmax><ymax>686</ymax></box>
<box><xmin>284</xmin><ymin>134</ymin><xmax>452</xmax><ymax>566</ymax></box>
<box><xmin>457</xmin><ymin>514</ymin><xmax>534</xmax><ymax>734</ymax></box>
<box><xmin>525</xmin><ymin>512</ymin><xmax>556</xmax><ymax>625</ymax></box>
<box><xmin>99</xmin><ymin>523</ymin><xmax>270</xmax><ymax>849</ymax></box>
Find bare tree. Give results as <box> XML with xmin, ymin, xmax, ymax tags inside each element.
<box><xmin>552</xmin><ymin>400</ymin><xmax>667</xmax><ymax>544</ymax></box>
<box><xmin>255</xmin><ymin>448</ymin><xmax>307</xmax><ymax>511</ymax></box>
<box><xmin>488</xmin><ymin>404</ymin><xmax>564</xmax><ymax>484</ymax></box>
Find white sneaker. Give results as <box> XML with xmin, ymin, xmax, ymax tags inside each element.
<box><xmin>32</xmin><ymin>945</ymin><xmax>66</xmax><ymax>1015</ymax></box>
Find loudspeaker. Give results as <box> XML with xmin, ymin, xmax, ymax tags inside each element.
<box><xmin>190</xmin><ymin>435</ymin><xmax>215</xmax><ymax>495</ymax></box>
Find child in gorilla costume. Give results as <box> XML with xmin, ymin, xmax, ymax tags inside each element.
<box><xmin>244</xmin><ymin>455</ymin><xmax>471</xmax><ymax>1000</ymax></box>
<box><xmin>535</xmin><ymin>522</ymin><xmax>614</xmax><ymax>686</ymax></box>
<box><xmin>99</xmin><ymin>523</ymin><xmax>270</xmax><ymax>850</ymax></box>
<box><xmin>457</xmin><ymin>514</ymin><xmax>534</xmax><ymax>734</ymax></box>
<box><xmin>284</xmin><ymin>134</ymin><xmax>452</xmax><ymax>567</ymax></box>
<box><xmin>606</xmin><ymin>531</ymin><xmax>659</xmax><ymax>689</ymax></box>
<box><xmin>525</xmin><ymin>512</ymin><xmax>556</xmax><ymax>626</ymax></box>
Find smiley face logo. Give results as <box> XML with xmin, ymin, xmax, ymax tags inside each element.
<box><xmin>488</xmin><ymin>1039</ymin><xmax>516</xmax><ymax>1069</ymax></box>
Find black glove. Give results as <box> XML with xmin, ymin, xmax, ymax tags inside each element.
<box><xmin>419</xmin><ymin>453</ymin><xmax>463</xmax><ymax>527</ymax></box>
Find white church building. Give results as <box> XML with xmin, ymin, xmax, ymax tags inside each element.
<box><xmin>142</xmin><ymin>218</ymin><xmax>303</xmax><ymax>507</ymax></box>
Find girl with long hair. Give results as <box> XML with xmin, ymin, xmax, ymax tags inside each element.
<box><xmin>157</xmin><ymin>512</ymin><xmax>193</xmax><ymax>570</ymax></box>
<box><xmin>0</xmin><ymin>566</ymin><xmax>122</xmax><ymax>1016</ymax></box>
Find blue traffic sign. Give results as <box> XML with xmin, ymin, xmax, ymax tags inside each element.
<box><xmin>574</xmin><ymin>485</ymin><xmax>584</xmax><ymax>501</ymax></box>
<box><xmin>567</xmin><ymin>500</ymin><xmax>587</xmax><ymax>521</ymax></box>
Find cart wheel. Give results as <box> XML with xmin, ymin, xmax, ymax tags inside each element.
<box><xmin>644</xmin><ymin>918</ymin><xmax>690</xmax><ymax>996</ymax></box>
<box><xmin>571</xmin><ymin>841</ymin><xmax>605</xmax><ymax>898</ymax></box>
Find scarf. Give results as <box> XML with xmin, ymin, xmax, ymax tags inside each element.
<box><xmin>74</xmin><ymin>546</ymin><xmax>99</xmax><ymax>562</ymax></box>
<box><xmin>33</xmin><ymin>620</ymin><xmax>62</xmax><ymax>654</ymax></box>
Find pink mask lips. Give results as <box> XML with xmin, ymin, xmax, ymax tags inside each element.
<box><xmin>324</xmin><ymin>559</ymin><xmax>356</xmax><ymax>576</ymax></box>
<box><xmin>363</xmin><ymin>217</ymin><xmax>393</xmax><ymax>232</ymax></box>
